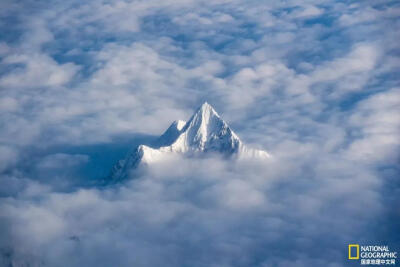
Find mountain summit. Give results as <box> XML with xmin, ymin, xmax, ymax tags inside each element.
<box><xmin>110</xmin><ymin>102</ymin><xmax>270</xmax><ymax>180</ymax></box>
<box><xmin>165</xmin><ymin>102</ymin><xmax>241</xmax><ymax>154</ymax></box>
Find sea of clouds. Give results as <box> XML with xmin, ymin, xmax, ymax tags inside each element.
<box><xmin>0</xmin><ymin>0</ymin><xmax>399</xmax><ymax>266</ymax></box>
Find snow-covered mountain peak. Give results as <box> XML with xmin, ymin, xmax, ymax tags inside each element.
<box><xmin>196</xmin><ymin>101</ymin><xmax>219</xmax><ymax>117</ymax></box>
<box><xmin>170</xmin><ymin>102</ymin><xmax>241</xmax><ymax>153</ymax></box>
<box><xmin>110</xmin><ymin>102</ymin><xmax>270</xmax><ymax>181</ymax></box>
<box><xmin>175</xmin><ymin>120</ymin><xmax>186</xmax><ymax>131</ymax></box>
<box><xmin>182</xmin><ymin>102</ymin><xmax>221</xmax><ymax>134</ymax></box>
<box><xmin>156</xmin><ymin>120</ymin><xmax>187</xmax><ymax>147</ymax></box>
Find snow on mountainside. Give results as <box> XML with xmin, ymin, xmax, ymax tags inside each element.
<box><xmin>110</xmin><ymin>102</ymin><xmax>270</xmax><ymax>181</ymax></box>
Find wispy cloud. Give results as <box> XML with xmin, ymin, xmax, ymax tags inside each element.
<box><xmin>0</xmin><ymin>0</ymin><xmax>398</xmax><ymax>266</ymax></box>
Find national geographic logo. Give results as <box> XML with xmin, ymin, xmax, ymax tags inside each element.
<box><xmin>349</xmin><ymin>244</ymin><xmax>360</xmax><ymax>260</ymax></box>
<box><xmin>348</xmin><ymin>244</ymin><xmax>397</xmax><ymax>265</ymax></box>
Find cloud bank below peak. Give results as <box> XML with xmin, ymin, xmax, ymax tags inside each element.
<box><xmin>0</xmin><ymin>0</ymin><xmax>399</xmax><ymax>266</ymax></box>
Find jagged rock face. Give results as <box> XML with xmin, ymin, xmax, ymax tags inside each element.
<box><xmin>155</xmin><ymin>120</ymin><xmax>186</xmax><ymax>147</ymax></box>
<box><xmin>110</xmin><ymin>102</ymin><xmax>270</xmax><ymax>181</ymax></box>
<box><xmin>164</xmin><ymin>102</ymin><xmax>241</xmax><ymax>154</ymax></box>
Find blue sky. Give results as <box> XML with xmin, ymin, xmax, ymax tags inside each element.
<box><xmin>0</xmin><ymin>0</ymin><xmax>399</xmax><ymax>266</ymax></box>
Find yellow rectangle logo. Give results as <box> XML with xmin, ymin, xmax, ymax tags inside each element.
<box><xmin>348</xmin><ymin>244</ymin><xmax>360</xmax><ymax>260</ymax></box>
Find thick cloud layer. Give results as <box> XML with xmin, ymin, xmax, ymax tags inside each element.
<box><xmin>0</xmin><ymin>154</ymin><xmax>386</xmax><ymax>266</ymax></box>
<box><xmin>0</xmin><ymin>0</ymin><xmax>399</xmax><ymax>266</ymax></box>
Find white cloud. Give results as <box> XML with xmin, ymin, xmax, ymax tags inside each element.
<box><xmin>0</xmin><ymin>42</ymin><xmax>10</xmax><ymax>56</ymax></box>
<box><xmin>311</xmin><ymin>43</ymin><xmax>379</xmax><ymax>83</ymax></box>
<box><xmin>0</xmin><ymin>145</ymin><xmax>18</xmax><ymax>172</ymax></box>
<box><xmin>173</xmin><ymin>12</ymin><xmax>234</xmax><ymax>26</ymax></box>
<box><xmin>0</xmin><ymin>153</ymin><xmax>384</xmax><ymax>266</ymax></box>
<box><xmin>289</xmin><ymin>5</ymin><xmax>324</xmax><ymax>19</ymax></box>
<box><xmin>0</xmin><ymin>0</ymin><xmax>398</xmax><ymax>266</ymax></box>
<box><xmin>0</xmin><ymin>97</ymin><xmax>18</xmax><ymax>112</ymax></box>
<box><xmin>345</xmin><ymin>88</ymin><xmax>400</xmax><ymax>163</ymax></box>
<box><xmin>37</xmin><ymin>153</ymin><xmax>89</xmax><ymax>170</ymax></box>
<box><xmin>0</xmin><ymin>53</ymin><xmax>79</xmax><ymax>88</ymax></box>
<box><xmin>338</xmin><ymin>6</ymin><xmax>400</xmax><ymax>27</ymax></box>
<box><xmin>284</xmin><ymin>43</ymin><xmax>380</xmax><ymax>100</ymax></box>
